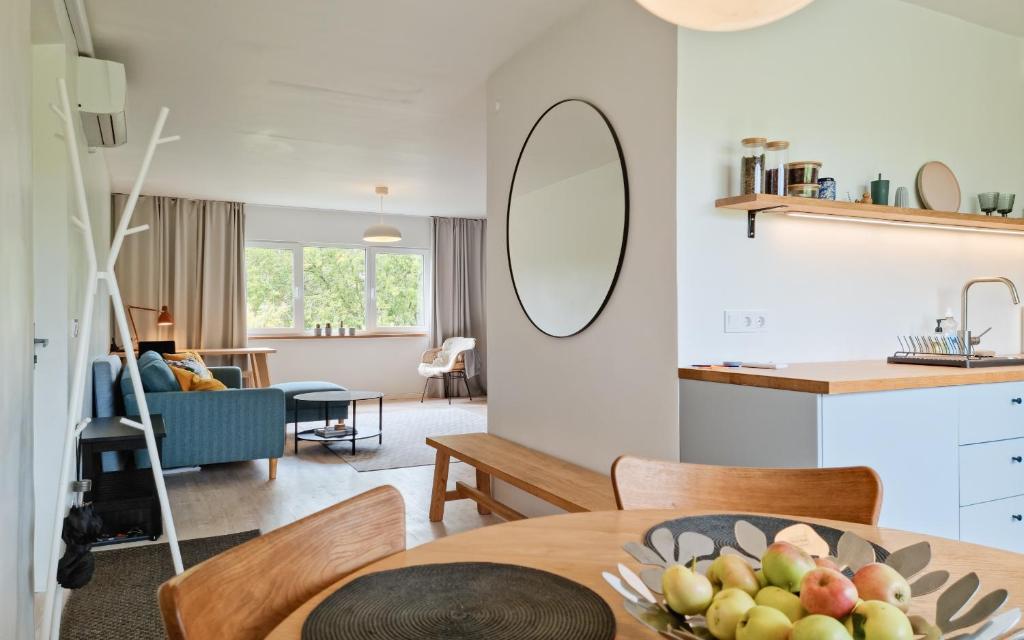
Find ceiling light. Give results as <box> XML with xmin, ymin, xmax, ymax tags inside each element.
<box><xmin>363</xmin><ymin>185</ymin><xmax>402</xmax><ymax>243</ymax></box>
<box><xmin>634</xmin><ymin>0</ymin><xmax>815</xmax><ymax>31</ymax></box>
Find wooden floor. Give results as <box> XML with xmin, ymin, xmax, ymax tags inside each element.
<box><xmin>128</xmin><ymin>397</ymin><xmax>499</xmax><ymax>551</ymax></box>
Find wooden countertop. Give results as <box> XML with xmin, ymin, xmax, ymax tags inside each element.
<box><xmin>679</xmin><ymin>359</ymin><xmax>1024</xmax><ymax>394</ymax></box>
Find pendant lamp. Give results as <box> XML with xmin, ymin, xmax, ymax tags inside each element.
<box><xmin>363</xmin><ymin>185</ymin><xmax>402</xmax><ymax>243</ymax></box>
<box><xmin>634</xmin><ymin>0</ymin><xmax>814</xmax><ymax>31</ymax></box>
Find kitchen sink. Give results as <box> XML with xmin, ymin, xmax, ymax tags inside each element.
<box><xmin>887</xmin><ymin>354</ymin><xmax>1024</xmax><ymax>368</ymax></box>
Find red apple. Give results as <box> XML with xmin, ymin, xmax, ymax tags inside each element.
<box><xmin>815</xmin><ymin>557</ymin><xmax>842</xmax><ymax>572</ymax></box>
<box><xmin>799</xmin><ymin>567</ymin><xmax>859</xmax><ymax>619</ymax></box>
<box><xmin>852</xmin><ymin>563</ymin><xmax>913</xmax><ymax>613</ymax></box>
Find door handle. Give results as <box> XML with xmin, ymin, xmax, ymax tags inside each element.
<box><xmin>1013</xmin><ymin>456</ymin><xmax>1023</xmax><ymax>463</ymax></box>
<box><xmin>34</xmin><ymin>338</ymin><xmax>49</xmax><ymax>348</ymax></box>
<box><xmin>1013</xmin><ymin>514</ymin><xmax>1023</xmax><ymax>522</ymax></box>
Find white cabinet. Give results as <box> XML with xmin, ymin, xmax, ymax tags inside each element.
<box><xmin>679</xmin><ymin>378</ymin><xmax>1023</xmax><ymax>550</ymax></box>
<box><xmin>958</xmin><ymin>382</ymin><xmax>1024</xmax><ymax>444</ymax></box>
<box><xmin>959</xmin><ymin>438</ymin><xmax>1024</xmax><ymax>506</ymax></box>
<box><xmin>960</xmin><ymin>495</ymin><xmax>1024</xmax><ymax>553</ymax></box>
<box><xmin>821</xmin><ymin>389</ymin><xmax>958</xmax><ymax>540</ymax></box>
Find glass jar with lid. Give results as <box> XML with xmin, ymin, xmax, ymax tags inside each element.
<box><xmin>764</xmin><ymin>140</ymin><xmax>790</xmax><ymax>196</ymax></box>
<box><xmin>740</xmin><ymin>137</ymin><xmax>767</xmax><ymax>195</ymax></box>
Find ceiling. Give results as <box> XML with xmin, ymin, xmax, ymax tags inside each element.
<box><xmin>901</xmin><ymin>0</ymin><xmax>1024</xmax><ymax>37</ymax></box>
<box><xmin>87</xmin><ymin>0</ymin><xmax>590</xmax><ymax>217</ymax></box>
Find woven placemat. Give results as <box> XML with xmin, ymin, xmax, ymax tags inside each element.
<box><xmin>643</xmin><ymin>514</ymin><xmax>888</xmax><ymax>563</ymax></box>
<box><xmin>301</xmin><ymin>562</ymin><xmax>615</xmax><ymax>640</ymax></box>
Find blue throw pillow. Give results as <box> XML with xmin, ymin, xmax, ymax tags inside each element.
<box><xmin>122</xmin><ymin>350</ymin><xmax>180</xmax><ymax>395</ymax></box>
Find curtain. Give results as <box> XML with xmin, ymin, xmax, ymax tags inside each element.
<box><xmin>112</xmin><ymin>194</ymin><xmax>246</xmax><ymax>366</ymax></box>
<box><xmin>431</xmin><ymin>217</ymin><xmax>487</xmax><ymax>395</ymax></box>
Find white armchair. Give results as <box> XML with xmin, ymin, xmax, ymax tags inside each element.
<box><xmin>418</xmin><ymin>337</ymin><xmax>476</xmax><ymax>404</ymax></box>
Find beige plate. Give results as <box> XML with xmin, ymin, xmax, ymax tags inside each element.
<box><xmin>917</xmin><ymin>161</ymin><xmax>961</xmax><ymax>212</ymax></box>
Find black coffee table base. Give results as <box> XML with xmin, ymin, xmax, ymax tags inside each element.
<box><xmin>294</xmin><ymin>396</ymin><xmax>383</xmax><ymax>456</ymax></box>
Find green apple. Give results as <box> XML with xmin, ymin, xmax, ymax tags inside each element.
<box><xmin>791</xmin><ymin>614</ymin><xmax>853</xmax><ymax>640</ymax></box>
<box><xmin>761</xmin><ymin>541</ymin><xmax>816</xmax><ymax>593</ymax></box>
<box><xmin>707</xmin><ymin>554</ymin><xmax>761</xmax><ymax>597</ymax></box>
<box><xmin>706</xmin><ymin>588</ymin><xmax>757</xmax><ymax>640</ymax></box>
<box><xmin>754</xmin><ymin>569</ymin><xmax>768</xmax><ymax>589</ymax></box>
<box><xmin>735</xmin><ymin>605</ymin><xmax>791</xmax><ymax>640</ymax></box>
<box><xmin>845</xmin><ymin>600</ymin><xmax>913</xmax><ymax>640</ymax></box>
<box><xmin>754</xmin><ymin>585</ymin><xmax>807</xmax><ymax>622</ymax></box>
<box><xmin>662</xmin><ymin>563</ymin><xmax>714</xmax><ymax>616</ymax></box>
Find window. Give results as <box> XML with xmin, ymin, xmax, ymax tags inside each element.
<box><xmin>245</xmin><ymin>242</ymin><xmax>429</xmax><ymax>335</ymax></box>
<box><xmin>245</xmin><ymin>246</ymin><xmax>295</xmax><ymax>330</ymax></box>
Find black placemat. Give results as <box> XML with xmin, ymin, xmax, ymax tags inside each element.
<box><xmin>643</xmin><ymin>514</ymin><xmax>888</xmax><ymax>563</ymax></box>
<box><xmin>301</xmin><ymin>562</ymin><xmax>616</xmax><ymax>640</ymax></box>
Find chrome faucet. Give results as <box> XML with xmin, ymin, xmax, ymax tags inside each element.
<box><xmin>960</xmin><ymin>276</ymin><xmax>1020</xmax><ymax>353</ymax></box>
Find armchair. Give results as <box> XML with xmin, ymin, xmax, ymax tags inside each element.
<box><xmin>418</xmin><ymin>337</ymin><xmax>476</xmax><ymax>404</ymax></box>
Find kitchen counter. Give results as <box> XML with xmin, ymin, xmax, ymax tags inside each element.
<box><xmin>678</xmin><ymin>359</ymin><xmax>1024</xmax><ymax>394</ymax></box>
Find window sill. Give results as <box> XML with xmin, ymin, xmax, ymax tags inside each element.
<box><xmin>248</xmin><ymin>332</ymin><xmax>427</xmax><ymax>340</ymax></box>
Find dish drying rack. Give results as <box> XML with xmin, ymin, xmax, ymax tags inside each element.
<box><xmin>887</xmin><ymin>333</ymin><xmax>1021</xmax><ymax>368</ymax></box>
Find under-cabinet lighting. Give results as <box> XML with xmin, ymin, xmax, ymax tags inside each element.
<box><xmin>786</xmin><ymin>212</ymin><xmax>1024</xmax><ymax>236</ymax></box>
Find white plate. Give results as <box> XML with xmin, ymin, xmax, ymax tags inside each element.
<box><xmin>917</xmin><ymin>161</ymin><xmax>961</xmax><ymax>212</ymax></box>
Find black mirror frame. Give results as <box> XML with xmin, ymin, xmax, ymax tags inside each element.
<box><xmin>505</xmin><ymin>98</ymin><xmax>630</xmax><ymax>338</ymax></box>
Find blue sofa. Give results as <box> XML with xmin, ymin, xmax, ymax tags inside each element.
<box><xmin>92</xmin><ymin>355</ymin><xmax>285</xmax><ymax>479</ymax></box>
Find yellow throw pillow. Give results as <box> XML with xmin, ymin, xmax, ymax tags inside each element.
<box><xmin>163</xmin><ymin>351</ymin><xmax>212</xmax><ymax>379</ymax></box>
<box><xmin>169</xmin><ymin>365</ymin><xmax>227</xmax><ymax>392</ymax></box>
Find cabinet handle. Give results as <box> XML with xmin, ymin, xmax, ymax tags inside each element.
<box><xmin>1013</xmin><ymin>398</ymin><xmax>1023</xmax><ymax>405</ymax></box>
<box><xmin>1013</xmin><ymin>456</ymin><xmax>1024</xmax><ymax>463</ymax></box>
<box><xmin>1014</xmin><ymin>515</ymin><xmax>1023</xmax><ymax>522</ymax></box>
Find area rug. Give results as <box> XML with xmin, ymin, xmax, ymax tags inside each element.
<box><xmin>323</xmin><ymin>406</ymin><xmax>486</xmax><ymax>472</ymax></box>
<box><xmin>60</xmin><ymin>530</ymin><xmax>258</xmax><ymax>640</ymax></box>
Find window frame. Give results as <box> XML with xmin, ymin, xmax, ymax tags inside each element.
<box><xmin>245</xmin><ymin>240</ymin><xmax>430</xmax><ymax>336</ymax></box>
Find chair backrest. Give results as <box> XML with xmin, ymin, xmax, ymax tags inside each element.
<box><xmin>611</xmin><ymin>456</ymin><xmax>882</xmax><ymax>525</ymax></box>
<box><xmin>159</xmin><ymin>485</ymin><xmax>406</xmax><ymax>640</ymax></box>
<box><xmin>436</xmin><ymin>337</ymin><xmax>476</xmax><ymax>370</ymax></box>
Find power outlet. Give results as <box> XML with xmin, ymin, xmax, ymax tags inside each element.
<box><xmin>724</xmin><ymin>309</ymin><xmax>769</xmax><ymax>333</ymax></box>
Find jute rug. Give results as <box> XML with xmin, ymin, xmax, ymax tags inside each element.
<box><xmin>305</xmin><ymin>406</ymin><xmax>486</xmax><ymax>472</ymax></box>
<box><xmin>60</xmin><ymin>530</ymin><xmax>258</xmax><ymax>640</ymax></box>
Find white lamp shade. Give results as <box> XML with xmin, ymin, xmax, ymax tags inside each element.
<box><xmin>362</xmin><ymin>223</ymin><xmax>403</xmax><ymax>243</ymax></box>
<box><xmin>634</xmin><ymin>0</ymin><xmax>814</xmax><ymax>31</ymax></box>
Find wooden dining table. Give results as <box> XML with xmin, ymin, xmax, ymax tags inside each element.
<box><xmin>266</xmin><ymin>509</ymin><xmax>1024</xmax><ymax>639</ymax></box>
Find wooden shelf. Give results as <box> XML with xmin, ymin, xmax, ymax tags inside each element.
<box><xmin>716</xmin><ymin>194</ymin><xmax>1024</xmax><ymax>238</ymax></box>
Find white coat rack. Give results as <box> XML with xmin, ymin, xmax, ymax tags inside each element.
<box><xmin>41</xmin><ymin>78</ymin><xmax>184</xmax><ymax>640</ymax></box>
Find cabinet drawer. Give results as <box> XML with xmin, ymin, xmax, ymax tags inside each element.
<box><xmin>959</xmin><ymin>438</ymin><xmax>1024</xmax><ymax>506</ymax></box>
<box><xmin>960</xmin><ymin>495</ymin><xmax>1024</xmax><ymax>553</ymax></box>
<box><xmin>958</xmin><ymin>382</ymin><xmax>1024</xmax><ymax>444</ymax></box>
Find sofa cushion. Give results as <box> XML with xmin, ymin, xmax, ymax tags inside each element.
<box><xmin>169</xmin><ymin>366</ymin><xmax>228</xmax><ymax>392</ymax></box>
<box><xmin>272</xmin><ymin>380</ymin><xmax>346</xmax><ymax>401</ymax></box>
<box><xmin>121</xmin><ymin>351</ymin><xmax>180</xmax><ymax>398</ymax></box>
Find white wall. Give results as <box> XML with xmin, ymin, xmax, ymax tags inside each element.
<box><xmin>30</xmin><ymin>2</ymin><xmax>113</xmax><ymax>592</ymax></box>
<box><xmin>246</xmin><ymin>205</ymin><xmax>432</xmax><ymax>395</ymax></box>
<box><xmin>678</xmin><ymin>0</ymin><xmax>1024</xmax><ymax>365</ymax></box>
<box><xmin>487</xmin><ymin>0</ymin><xmax>679</xmax><ymax>513</ymax></box>
<box><xmin>1</xmin><ymin>0</ymin><xmax>36</xmax><ymax>634</ymax></box>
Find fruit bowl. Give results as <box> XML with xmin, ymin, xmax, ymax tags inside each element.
<box><xmin>603</xmin><ymin>515</ymin><xmax>1021</xmax><ymax>640</ymax></box>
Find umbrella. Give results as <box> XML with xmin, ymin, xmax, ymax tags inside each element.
<box><xmin>57</xmin><ymin>504</ymin><xmax>103</xmax><ymax>589</ymax></box>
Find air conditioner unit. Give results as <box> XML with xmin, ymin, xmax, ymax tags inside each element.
<box><xmin>76</xmin><ymin>56</ymin><xmax>127</xmax><ymax>147</ymax></box>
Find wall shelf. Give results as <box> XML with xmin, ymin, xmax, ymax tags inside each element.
<box><xmin>716</xmin><ymin>194</ymin><xmax>1024</xmax><ymax>238</ymax></box>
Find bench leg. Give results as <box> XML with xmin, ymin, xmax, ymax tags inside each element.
<box><xmin>268</xmin><ymin>458</ymin><xmax>278</xmax><ymax>480</ymax></box>
<box><xmin>475</xmin><ymin>469</ymin><xmax>492</xmax><ymax>515</ymax></box>
<box><xmin>429</xmin><ymin>450</ymin><xmax>451</xmax><ymax>522</ymax></box>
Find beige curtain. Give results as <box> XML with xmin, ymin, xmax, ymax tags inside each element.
<box><xmin>431</xmin><ymin>217</ymin><xmax>487</xmax><ymax>395</ymax></box>
<box><xmin>112</xmin><ymin>194</ymin><xmax>246</xmax><ymax>365</ymax></box>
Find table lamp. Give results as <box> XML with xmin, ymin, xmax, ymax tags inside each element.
<box><xmin>127</xmin><ymin>304</ymin><xmax>174</xmax><ymax>347</ymax></box>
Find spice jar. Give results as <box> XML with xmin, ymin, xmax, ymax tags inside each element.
<box><xmin>764</xmin><ymin>140</ymin><xmax>790</xmax><ymax>196</ymax></box>
<box><xmin>740</xmin><ymin>137</ymin><xmax>767</xmax><ymax>195</ymax></box>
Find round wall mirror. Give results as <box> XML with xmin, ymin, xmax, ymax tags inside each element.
<box><xmin>507</xmin><ymin>99</ymin><xmax>628</xmax><ymax>338</ymax></box>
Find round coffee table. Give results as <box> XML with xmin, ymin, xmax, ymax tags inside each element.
<box><xmin>293</xmin><ymin>390</ymin><xmax>384</xmax><ymax>455</ymax></box>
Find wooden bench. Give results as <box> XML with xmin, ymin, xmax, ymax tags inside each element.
<box><xmin>426</xmin><ymin>433</ymin><xmax>617</xmax><ymax>522</ymax></box>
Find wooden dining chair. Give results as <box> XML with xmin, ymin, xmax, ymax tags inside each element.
<box><xmin>158</xmin><ymin>485</ymin><xmax>406</xmax><ymax>640</ymax></box>
<box><xmin>611</xmin><ymin>456</ymin><xmax>883</xmax><ymax>525</ymax></box>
